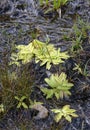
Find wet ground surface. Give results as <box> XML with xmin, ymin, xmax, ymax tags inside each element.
<box><xmin>0</xmin><ymin>0</ymin><xmax>90</xmax><ymax>130</ymax></box>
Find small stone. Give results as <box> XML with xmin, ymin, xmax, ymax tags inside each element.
<box><xmin>31</xmin><ymin>104</ymin><xmax>48</xmax><ymax>119</ymax></box>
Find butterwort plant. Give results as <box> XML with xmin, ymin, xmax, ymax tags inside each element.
<box><xmin>52</xmin><ymin>105</ymin><xmax>78</xmax><ymax>122</ymax></box>
<box><xmin>41</xmin><ymin>72</ymin><xmax>73</xmax><ymax>99</ymax></box>
<box><xmin>10</xmin><ymin>39</ymin><xmax>69</xmax><ymax>70</ymax></box>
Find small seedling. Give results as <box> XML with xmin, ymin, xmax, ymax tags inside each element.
<box><xmin>0</xmin><ymin>104</ymin><xmax>4</xmax><ymax>113</ymax></box>
<box><xmin>73</xmin><ymin>63</ymin><xmax>82</xmax><ymax>74</ymax></box>
<box><xmin>52</xmin><ymin>105</ymin><xmax>78</xmax><ymax>122</ymax></box>
<box><xmin>71</xmin><ymin>35</ymin><xmax>83</xmax><ymax>52</ymax></box>
<box><xmin>73</xmin><ymin>62</ymin><xmax>90</xmax><ymax>77</ymax></box>
<box><xmin>15</xmin><ymin>96</ymin><xmax>28</xmax><ymax>109</ymax></box>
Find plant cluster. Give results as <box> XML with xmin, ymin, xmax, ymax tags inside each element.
<box><xmin>0</xmin><ymin>39</ymin><xmax>78</xmax><ymax>123</ymax></box>
<box><xmin>7</xmin><ymin>39</ymin><xmax>78</xmax><ymax>122</ymax></box>
<box><xmin>10</xmin><ymin>39</ymin><xmax>69</xmax><ymax>70</ymax></box>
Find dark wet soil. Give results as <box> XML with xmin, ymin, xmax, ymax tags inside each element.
<box><xmin>0</xmin><ymin>0</ymin><xmax>90</xmax><ymax>130</ymax></box>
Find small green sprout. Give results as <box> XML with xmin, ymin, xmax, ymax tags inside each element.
<box><xmin>71</xmin><ymin>35</ymin><xmax>83</xmax><ymax>52</ymax></box>
<box><xmin>0</xmin><ymin>104</ymin><xmax>4</xmax><ymax>113</ymax></box>
<box><xmin>52</xmin><ymin>105</ymin><xmax>78</xmax><ymax>122</ymax></box>
<box><xmin>15</xmin><ymin>96</ymin><xmax>28</xmax><ymax>109</ymax></box>
<box><xmin>73</xmin><ymin>63</ymin><xmax>82</xmax><ymax>74</ymax></box>
<box><xmin>73</xmin><ymin>62</ymin><xmax>90</xmax><ymax>77</ymax></box>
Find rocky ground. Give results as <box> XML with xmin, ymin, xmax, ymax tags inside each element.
<box><xmin>0</xmin><ymin>0</ymin><xmax>90</xmax><ymax>130</ymax></box>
